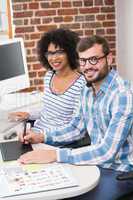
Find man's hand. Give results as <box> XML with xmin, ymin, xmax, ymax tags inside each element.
<box><xmin>19</xmin><ymin>130</ymin><xmax>44</xmax><ymax>144</ymax></box>
<box><xmin>18</xmin><ymin>149</ymin><xmax>57</xmax><ymax>164</ymax></box>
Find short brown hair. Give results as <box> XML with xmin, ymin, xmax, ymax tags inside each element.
<box><xmin>77</xmin><ymin>35</ymin><xmax>110</xmax><ymax>55</ymax></box>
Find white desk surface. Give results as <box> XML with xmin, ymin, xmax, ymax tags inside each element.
<box><xmin>0</xmin><ymin>100</ymin><xmax>42</xmax><ymax>140</ymax></box>
<box><xmin>0</xmin><ymin>143</ymin><xmax>100</xmax><ymax>200</ymax></box>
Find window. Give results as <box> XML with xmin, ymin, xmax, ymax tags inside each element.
<box><xmin>0</xmin><ymin>0</ymin><xmax>13</xmax><ymax>39</ymax></box>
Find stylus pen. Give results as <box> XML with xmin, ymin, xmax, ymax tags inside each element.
<box><xmin>23</xmin><ymin>121</ymin><xmax>31</xmax><ymax>143</ymax></box>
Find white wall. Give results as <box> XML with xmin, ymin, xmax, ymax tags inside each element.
<box><xmin>116</xmin><ymin>0</ymin><xmax>133</xmax><ymax>81</ymax></box>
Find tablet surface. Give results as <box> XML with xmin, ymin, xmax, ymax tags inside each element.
<box><xmin>0</xmin><ymin>141</ymin><xmax>33</xmax><ymax>161</ymax></box>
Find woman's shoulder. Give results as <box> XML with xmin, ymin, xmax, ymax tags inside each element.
<box><xmin>75</xmin><ymin>72</ymin><xmax>86</xmax><ymax>85</ymax></box>
<box><xmin>69</xmin><ymin>73</ymin><xmax>86</xmax><ymax>93</ymax></box>
<box><xmin>45</xmin><ymin>70</ymin><xmax>53</xmax><ymax>76</ymax></box>
<box><xmin>44</xmin><ymin>70</ymin><xmax>54</xmax><ymax>80</ymax></box>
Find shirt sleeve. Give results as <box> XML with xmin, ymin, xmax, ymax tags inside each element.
<box><xmin>57</xmin><ymin>91</ymin><xmax>133</xmax><ymax>165</ymax></box>
<box><xmin>43</xmin><ymin>100</ymin><xmax>87</xmax><ymax>145</ymax></box>
<box><xmin>31</xmin><ymin>98</ymin><xmax>86</xmax><ymax>145</ymax></box>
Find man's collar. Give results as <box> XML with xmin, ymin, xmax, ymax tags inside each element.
<box><xmin>100</xmin><ymin>69</ymin><xmax>117</xmax><ymax>93</ymax></box>
<box><xmin>85</xmin><ymin>69</ymin><xmax>117</xmax><ymax>94</ymax></box>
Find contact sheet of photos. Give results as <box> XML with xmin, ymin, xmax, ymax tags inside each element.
<box><xmin>0</xmin><ymin>163</ymin><xmax>78</xmax><ymax>197</ymax></box>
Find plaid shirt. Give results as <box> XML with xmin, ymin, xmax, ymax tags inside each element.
<box><xmin>46</xmin><ymin>69</ymin><xmax>133</xmax><ymax>172</ymax></box>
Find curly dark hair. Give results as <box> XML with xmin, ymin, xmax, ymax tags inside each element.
<box><xmin>37</xmin><ymin>28</ymin><xmax>80</xmax><ymax>70</ymax></box>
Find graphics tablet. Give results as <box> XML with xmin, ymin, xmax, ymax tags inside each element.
<box><xmin>0</xmin><ymin>141</ymin><xmax>33</xmax><ymax>161</ymax></box>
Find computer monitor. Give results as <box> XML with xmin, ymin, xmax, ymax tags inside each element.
<box><xmin>0</xmin><ymin>37</ymin><xmax>30</xmax><ymax>97</ymax></box>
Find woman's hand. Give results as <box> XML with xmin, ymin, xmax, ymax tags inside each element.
<box><xmin>19</xmin><ymin>129</ymin><xmax>44</xmax><ymax>144</ymax></box>
<box><xmin>8</xmin><ymin>111</ymin><xmax>30</xmax><ymax>122</ymax></box>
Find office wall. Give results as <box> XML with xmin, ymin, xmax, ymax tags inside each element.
<box><xmin>12</xmin><ymin>0</ymin><xmax>116</xmax><ymax>91</ymax></box>
<box><xmin>116</xmin><ymin>0</ymin><xmax>133</xmax><ymax>81</ymax></box>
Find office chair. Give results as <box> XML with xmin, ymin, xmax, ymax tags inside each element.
<box><xmin>116</xmin><ymin>191</ymin><xmax>133</xmax><ymax>200</ymax></box>
<box><xmin>116</xmin><ymin>171</ymin><xmax>133</xmax><ymax>181</ymax></box>
<box><xmin>115</xmin><ymin>172</ymin><xmax>133</xmax><ymax>200</ymax></box>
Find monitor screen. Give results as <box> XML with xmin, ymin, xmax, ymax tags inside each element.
<box><xmin>0</xmin><ymin>42</ymin><xmax>25</xmax><ymax>80</ymax></box>
<box><xmin>0</xmin><ymin>38</ymin><xmax>30</xmax><ymax>95</ymax></box>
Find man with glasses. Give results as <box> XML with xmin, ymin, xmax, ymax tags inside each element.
<box><xmin>19</xmin><ymin>35</ymin><xmax>133</xmax><ymax>199</ymax></box>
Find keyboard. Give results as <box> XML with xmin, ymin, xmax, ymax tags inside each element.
<box><xmin>0</xmin><ymin>91</ymin><xmax>43</xmax><ymax>111</ymax></box>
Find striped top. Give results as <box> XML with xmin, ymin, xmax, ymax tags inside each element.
<box><xmin>32</xmin><ymin>70</ymin><xmax>86</xmax><ymax>134</ymax></box>
<box><xmin>45</xmin><ymin>69</ymin><xmax>133</xmax><ymax>172</ymax></box>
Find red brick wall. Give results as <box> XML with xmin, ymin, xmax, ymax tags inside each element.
<box><xmin>12</xmin><ymin>0</ymin><xmax>116</xmax><ymax>91</ymax></box>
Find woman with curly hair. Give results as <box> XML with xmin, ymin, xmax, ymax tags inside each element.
<box><xmin>10</xmin><ymin>28</ymin><xmax>86</xmax><ymax>146</ymax></box>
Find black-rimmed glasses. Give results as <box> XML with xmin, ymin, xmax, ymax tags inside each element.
<box><xmin>79</xmin><ymin>54</ymin><xmax>108</xmax><ymax>66</ymax></box>
<box><xmin>45</xmin><ymin>50</ymin><xmax>65</xmax><ymax>58</ymax></box>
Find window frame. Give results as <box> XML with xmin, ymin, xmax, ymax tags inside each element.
<box><xmin>0</xmin><ymin>0</ymin><xmax>13</xmax><ymax>39</ymax></box>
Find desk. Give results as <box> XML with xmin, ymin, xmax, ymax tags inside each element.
<box><xmin>0</xmin><ymin>99</ymin><xmax>100</xmax><ymax>199</ymax></box>
<box><xmin>0</xmin><ymin>146</ymin><xmax>100</xmax><ymax>200</ymax></box>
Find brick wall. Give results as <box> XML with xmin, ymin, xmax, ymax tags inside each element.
<box><xmin>12</xmin><ymin>0</ymin><xmax>116</xmax><ymax>91</ymax></box>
